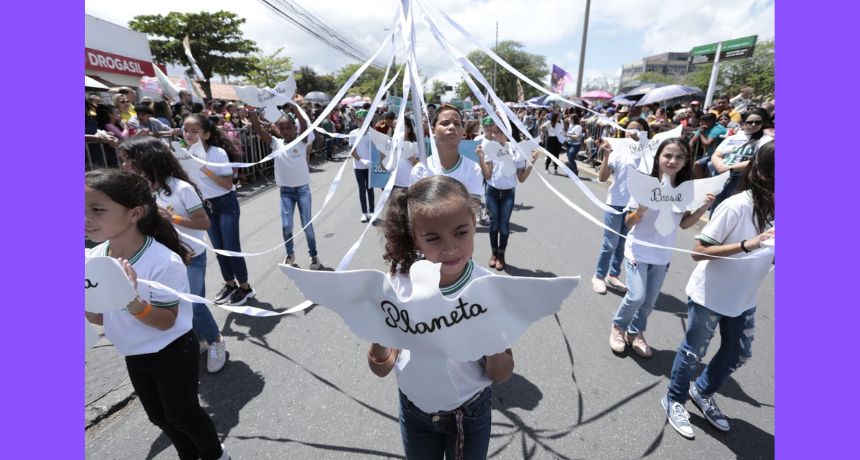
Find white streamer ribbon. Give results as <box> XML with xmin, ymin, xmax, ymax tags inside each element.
<box><xmin>138</xmin><ymin>279</ymin><xmax>309</xmax><ymax>317</ymax></box>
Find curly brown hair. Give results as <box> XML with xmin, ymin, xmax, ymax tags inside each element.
<box><xmin>382</xmin><ymin>175</ymin><xmax>474</xmax><ymax>275</ymax></box>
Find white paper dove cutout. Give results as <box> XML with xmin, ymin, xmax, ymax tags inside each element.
<box><xmin>368</xmin><ymin>129</ymin><xmax>396</xmax><ymax>170</ymax></box>
<box><xmin>86</xmin><ymin>321</ymin><xmax>100</xmax><ymax>350</ymax></box>
<box><xmin>85</xmin><ymin>257</ymin><xmax>137</xmax><ymax>314</ymax></box>
<box><xmin>627</xmin><ymin>169</ymin><xmax>730</xmax><ymax>236</ymax></box>
<box><xmin>279</xmin><ymin>260</ymin><xmax>579</xmax><ymax>412</ymax></box>
<box><xmin>603</xmin><ymin>125</ymin><xmax>683</xmax><ymax>174</ymax></box>
<box><xmin>480</xmin><ymin>140</ymin><xmax>516</xmax><ymax>177</ymax></box>
<box><xmin>171</xmin><ymin>140</ymin><xmax>207</xmax><ymax>178</ymax></box>
<box><xmin>234</xmin><ymin>75</ymin><xmax>297</xmax><ymax>123</ymax></box>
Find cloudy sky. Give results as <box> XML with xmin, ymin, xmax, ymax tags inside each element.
<box><xmin>85</xmin><ymin>0</ymin><xmax>773</xmax><ymax>94</ymax></box>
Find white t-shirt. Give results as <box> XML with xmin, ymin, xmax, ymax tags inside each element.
<box><xmin>605</xmin><ymin>154</ymin><xmax>642</xmax><ymax>207</ymax></box>
<box><xmin>394</xmin><ymin>141</ymin><xmax>417</xmax><ymax>187</ymax></box>
<box><xmin>391</xmin><ymin>261</ymin><xmax>493</xmax><ymax>411</ymax></box>
<box><xmin>686</xmin><ymin>192</ymin><xmax>774</xmax><ymax>317</ymax></box>
<box><xmin>624</xmin><ymin>195</ymin><xmax>685</xmax><ymax>266</ymax></box>
<box><xmin>410</xmin><ymin>152</ymin><xmax>484</xmax><ymax>197</ymax></box>
<box><xmin>566</xmin><ymin>124</ymin><xmax>583</xmax><ymax>142</ymax></box>
<box><xmin>86</xmin><ymin>237</ymin><xmax>193</xmax><ymax>356</ymax></box>
<box><xmin>188</xmin><ymin>145</ymin><xmax>234</xmax><ymax>200</ymax></box>
<box><xmin>348</xmin><ymin>129</ymin><xmax>372</xmax><ymax>170</ymax></box>
<box><xmin>714</xmin><ymin>132</ymin><xmax>773</xmax><ymax>168</ymax></box>
<box><xmin>486</xmin><ymin>143</ymin><xmax>526</xmax><ymax>191</ymax></box>
<box><xmin>156</xmin><ymin>177</ymin><xmax>206</xmax><ymax>257</ymax></box>
<box><xmin>541</xmin><ymin>121</ymin><xmax>565</xmax><ymax>142</ymax></box>
<box><xmin>272</xmin><ymin>137</ymin><xmax>310</xmax><ymax>187</ymax></box>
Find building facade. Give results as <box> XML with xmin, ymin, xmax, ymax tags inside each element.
<box><xmin>618</xmin><ymin>52</ymin><xmax>693</xmax><ymax>93</ymax></box>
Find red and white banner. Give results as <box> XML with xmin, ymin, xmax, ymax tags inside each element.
<box><xmin>85</xmin><ymin>48</ymin><xmax>156</xmax><ymax>77</ymax></box>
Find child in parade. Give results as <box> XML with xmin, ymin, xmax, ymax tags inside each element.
<box><xmin>480</xmin><ymin>117</ymin><xmax>539</xmax><ymax>270</ymax></box>
<box><xmin>592</xmin><ymin>119</ymin><xmax>652</xmax><ymax>294</ymax></box>
<box><xmin>248</xmin><ymin>107</ymin><xmax>323</xmax><ymax>269</ymax></box>
<box><xmin>609</xmin><ymin>139</ymin><xmax>715</xmax><ymax>358</ymax></box>
<box><xmin>369</xmin><ymin>175</ymin><xmax>514</xmax><ymax>459</ymax></box>
<box><xmin>182</xmin><ymin>114</ymin><xmax>256</xmax><ymax>306</ymax></box>
<box><xmin>118</xmin><ymin>136</ymin><xmax>228</xmax><ymax>374</ymax></box>
<box><xmin>85</xmin><ymin>169</ymin><xmax>229</xmax><ymax>460</ymax></box>
<box><xmin>662</xmin><ymin>143</ymin><xmax>775</xmax><ymax>439</ymax></box>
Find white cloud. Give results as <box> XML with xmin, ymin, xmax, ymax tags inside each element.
<box><xmin>85</xmin><ymin>0</ymin><xmax>773</xmax><ymax>93</ymax></box>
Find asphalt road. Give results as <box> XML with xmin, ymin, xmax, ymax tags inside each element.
<box><xmin>85</xmin><ymin>156</ymin><xmax>774</xmax><ymax>459</ymax></box>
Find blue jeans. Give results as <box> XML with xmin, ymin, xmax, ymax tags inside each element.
<box><xmin>612</xmin><ymin>260</ymin><xmax>668</xmax><ymax>334</ymax></box>
<box><xmin>566</xmin><ymin>142</ymin><xmax>581</xmax><ymax>174</ymax></box>
<box><xmin>187</xmin><ymin>253</ymin><xmax>219</xmax><ymax>344</ymax></box>
<box><xmin>594</xmin><ymin>205</ymin><xmax>629</xmax><ymax>279</ymax></box>
<box><xmin>280</xmin><ymin>184</ymin><xmax>318</xmax><ymax>257</ymax></box>
<box><xmin>204</xmin><ymin>191</ymin><xmax>249</xmax><ymax>284</ymax></box>
<box><xmin>667</xmin><ymin>300</ymin><xmax>756</xmax><ymax>404</ymax></box>
<box><xmin>485</xmin><ymin>185</ymin><xmax>515</xmax><ymax>255</ymax></box>
<box><xmin>353</xmin><ymin>168</ymin><xmax>375</xmax><ymax>214</ymax></box>
<box><xmin>399</xmin><ymin>388</ymin><xmax>491</xmax><ymax>460</ymax></box>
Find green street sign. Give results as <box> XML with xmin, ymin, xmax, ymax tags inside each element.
<box><xmin>690</xmin><ymin>35</ymin><xmax>757</xmax><ymax>64</ymax></box>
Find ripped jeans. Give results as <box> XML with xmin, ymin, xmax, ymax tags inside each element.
<box><xmin>667</xmin><ymin>299</ymin><xmax>756</xmax><ymax>404</ymax></box>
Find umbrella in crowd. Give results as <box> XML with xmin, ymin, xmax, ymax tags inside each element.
<box><xmin>626</xmin><ymin>83</ymin><xmax>665</xmax><ymax>97</ymax></box>
<box><xmin>635</xmin><ymin>84</ymin><xmax>704</xmax><ymax>106</ymax></box>
<box><xmin>304</xmin><ymin>91</ymin><xmax>332</xmax><ymax>104</ymax></box>
<box><xmin>581</xmin><ymin>89</ymin><xmax>613</xmax><ymax>100</ymax></box>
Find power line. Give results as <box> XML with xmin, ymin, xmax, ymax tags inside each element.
<box><xmin>257</xmin><ymin>0</ymin><xmax>384</xmax><ymax>68</ymax></box>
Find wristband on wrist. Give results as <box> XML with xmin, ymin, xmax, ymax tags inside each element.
<box><xmin>740</xmin><ymin>239</ymin><xmax>751</xmax><ymax>253</ymax></box>
<box><xmin>203</xmin><ymin>168</ymin><xmax>215</xmax><ymax>178</ymax></box>
<box><xmin>132</xmin><ymin>302</ymin><xmax>153</xmax><ymax>318</ymax></box>
<box><xmin>171</xmin><ymin>214</ymin><xmax>183</xmax><ymax>225</ymax></box>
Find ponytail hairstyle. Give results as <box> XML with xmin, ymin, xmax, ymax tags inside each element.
<box><xmin>650</xmin><ymin>138</ymin><xmax>693</xmax><ymax>187</ymax></box>
<box><xmin>118</xmin><ymin>136</ymin><xmax>202</xmax><ymax>200</ymax></box>
<box><xmin>382</xmin><ymin>175</ymin><xmax>474</xmax><ymax>275</ymax></box>
<box><xmin>85</xmin><ymin>169</ymin><xmax>191</xmax><ymax>264</ymax></box>
<box><xmin>186</xmin><ymin>113</ymin><xmax>240</xmax><ymax>161</ymax></box>
<box><xmin>738</xmin><ymin>140</ymin><xmax>774</xmax><ymax>233</ymax></box>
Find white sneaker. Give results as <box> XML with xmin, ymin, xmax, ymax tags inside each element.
<box><xmin>360</xmin><ymin>214</ymin><xmax>369</xmax><ymax>223</ymax></box>
<box><xmin>207</xmin><ymin>338</ymin><xmax>227</xmax><ymax>374</ymax></box>
<box><xmin>591</xmin><ymin>276</ymin><xmax>607</xmax><ymax>294</ymax></box>
<box><xmin>662</xmin><ymin>395</ymin><xmax>695</xmax><ymax>439</ymax></box>
<box><xmin>217</xmin><ymin>443</ymin><xmax>231</xmax><ymax>460</ymax></box>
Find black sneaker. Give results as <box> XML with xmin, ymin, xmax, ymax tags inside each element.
<box><xmin>214</xmin><ymin>284</ymin><xmax>238</xmax><ymax>304</ymax></box>
<box><xmin>227</xmin><ymin>286</ymin><xmax>256</xmax><ymax>306</ymax></box>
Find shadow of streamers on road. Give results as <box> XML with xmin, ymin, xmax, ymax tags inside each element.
<box><xmin>231</xmin><ymin>434</ymin><xmax>406</xmax><ymax>458</ymax></box>
<box><xmin>501</xmin><ymin>265</ymin><xmax>557</xmax><ymax>278</ymax></box>
<box><xmin>221</xmin><ymin>300</ymin><xmax>288</xmax><ymax>348</ymax></box>
<box><xmin>145</xmin><ymin>359</ymin><xmax>265</xmax><ymax>459</ymax></box>
<box><xmin>488</xmin><ymin>373</ymin><xmax>576</xmax><ymax>460</ymax></box>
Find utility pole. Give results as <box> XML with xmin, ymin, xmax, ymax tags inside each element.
<box><xmin>493</xmin><ymin>20</ymin><xmax>498</xmax><ymax>89</ymax></box>
<box><xmin>575</xmin><ymin>0</ymin><xmax>591</xmax><ymax>97</ymax></box>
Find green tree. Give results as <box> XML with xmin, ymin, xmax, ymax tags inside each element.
<box><xmin>129</xmin><ymin>11</ymin><xmax>259</xmax><ymax>100</ymax></box>
<box><xmin>683</xmin><ymin>40</ymin><xmax>774</xmax><ymax>100</ymax></box>
<box><xmin>456</xmin><ymin>41</ymin><xmax>547</xmax><ymax>102</ymax></box>
<box><xmin>294</xmin><ymin>66</ymin><xmax>338</xmax><ymax>96</ymax></box>
<box><xmin>332</xmin><ymin>63</ymin><xmax>406</xmax><ymax>99</ymax></box>
<box><xmin>245</xmin><ymin>47</ymin><xmax>293</xmax><ymax>88</ymax></box>
<box><xmin>425</xmin><ymin>79</ymin><xmax>449</xmax><ymax>104</ymax></box>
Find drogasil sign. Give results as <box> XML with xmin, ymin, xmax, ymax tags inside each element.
<box><xmin>85</xmin><ymin>48</ymin><xmax>155</xmax><ymax>77</ymax></box>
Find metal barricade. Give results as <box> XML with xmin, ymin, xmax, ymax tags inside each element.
<box><xmin>85</xmin><ymin>142</ymin><xmax>116</xmax><ymax>170</ymax></box>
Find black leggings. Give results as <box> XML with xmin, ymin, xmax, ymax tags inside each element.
<box><xmin>125</xmin><ymin>331</ymin><xmax>223</xmax><ymax>460</ymax></box>
<box><xmin>354</xmin><ymin>168</ymin><xmax>375</xmax><ymax>214</ymax></box>
<box><xmin>545</xmin><ymin>137</ymin><xmax>562</xmax><ymax>170</ymax></box>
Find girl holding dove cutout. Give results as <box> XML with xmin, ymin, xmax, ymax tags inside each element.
<box><xmin>480</xmin><ymin>116</ymin><xmax>539</xmax><ymax>271</ymax></box>
<box><xmin>370</xmin><ymin>175</ymin><xmax>513</xmax><ymax>460</ymax></box>
<box><xmin>662</xmin><ymin>143</ymin><xmax>774</xmax><ymax>440</ymax></box>
<box><xmin>85</xmin><ymin>169</ymin><xmax>228</xmax><ymax>460</ymax></box>
<box><xmin>592</xmin><ymin>119</ymin><xmax>652</xmax><ymax>294</ymax></box>
<box><xmin>609</xmin><ymin>138</ymin><xmax>715</xmax><ymax>358</ymax></box>
<box><xmin>118</xmin><ymin>136</ymin><xmax>228</xmax><ymax>374</ymax></box>
<box><xmin>183</xmin><ymin>114</ymin><xmax>256</xmax><ymax>306</ymax></box>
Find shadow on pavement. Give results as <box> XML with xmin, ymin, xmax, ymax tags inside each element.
<box><xmin>513</xmin><ymin>203</ymin><xmax>534</xmax><ymax>211</ymax></box>
<box><xmin>501</xmin><ymin>265</ymin><xmax>557</xmax><ymax>278</ymax></box>
<box><xmin>145</xmin><ymin>359</ymin><xmax>266</xmax><ymax>459</ymax></box>
<box><xmin>221</xmin><ymin>300</ymin><xmax>288</xmax><ymax>348</ymax></box>
<box><xmin>475</xmin><ymin>222</ymin><xmax>528</xmax><ymax>234</ymax></box>
<box><xmin>231</xmin><ymin>434</ymin><xmax>406</xmax><ymax>458</ymax></box>
<box><xmin>654</xmin><ymin>293</ymin><xmax>688</xmax><ymax>315</ymax></box>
